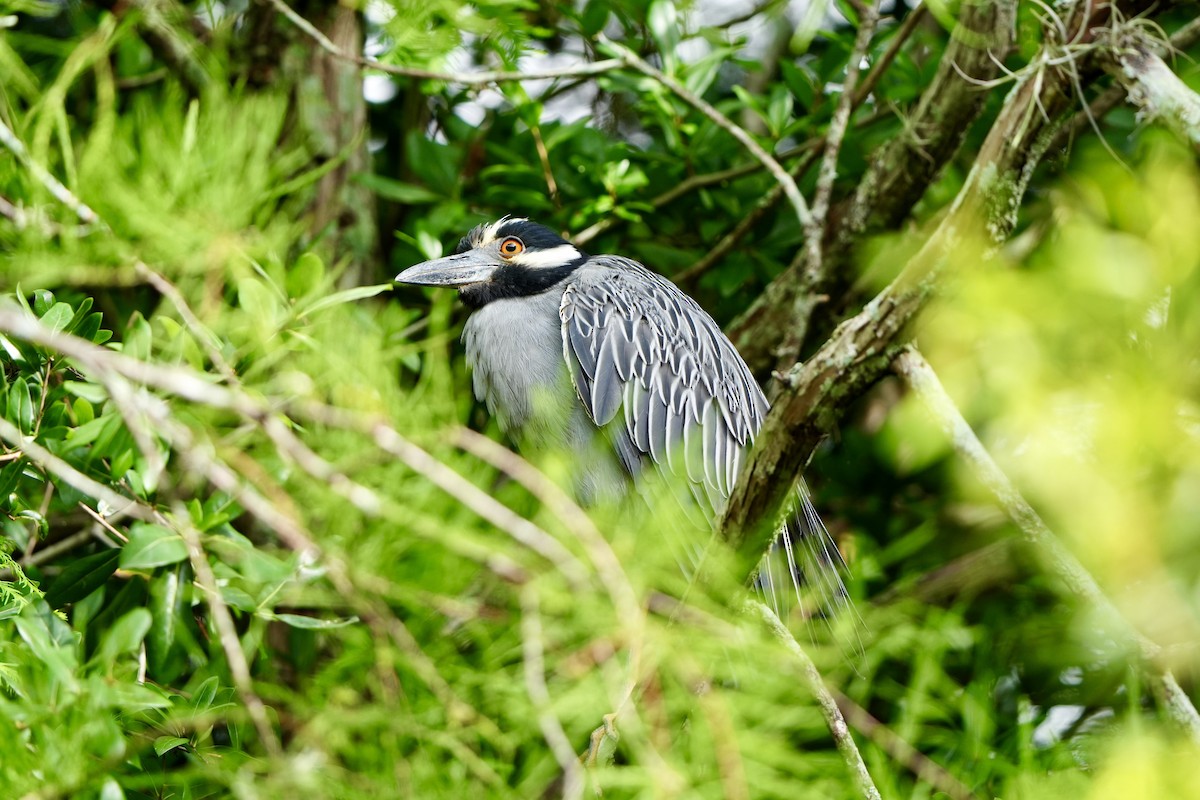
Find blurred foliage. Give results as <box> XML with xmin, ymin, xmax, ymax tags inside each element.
<box><xmin>1</xmin><ymin>0</ymin><xmax>1199</xmax><ymax>798</ymax></box>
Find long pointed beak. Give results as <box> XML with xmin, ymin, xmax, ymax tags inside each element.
<box><xmin>394</xmin><ymin>250</ymin><xmax>497</xmax><ymax>287</ymax></box>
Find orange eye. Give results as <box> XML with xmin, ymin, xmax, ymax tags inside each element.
<box><xmin>499</xmin><ymin>237</ymin><xmax>524</xmax><ymax>258</ymax></box>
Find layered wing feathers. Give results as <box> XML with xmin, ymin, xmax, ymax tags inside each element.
<box><xmin>559</xmin><ymin>256</ymin><xmax>768</xmax><ymax>510</ymax></box>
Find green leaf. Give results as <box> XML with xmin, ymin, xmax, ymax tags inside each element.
<box><xmin>237</xmin><ymin>277</ymin><xmax>279</xmax><ymax>322</ymax></box>
<box><xmin>123</xmin><ymin>312</ymin><xmax>152</xmax><ymax>360</ymax></box>
<box><xmin>32</xmin><ymin>289</ymin><xmax>55</xmax><ymax>317</ymax></box>
<box><xmin>647</xmin><ymin>0</ymin><xmax>680</xmax><ymax>72</ymax></box>
<box><xmin>45</xmin><ymin>548</ymin><xmax>120</xmax><ymax>607</ymax></box>
<box><xmin>287</xmin><ymin>252</ymin><xmax>326</xmax><ymax>299</ymax></box>
<box><xmin>7</xmin><ymin>377</ymin><xmax>33</xmax><ymax>433</ymax></box>
<box><xmin>579</xmin><ymin>0</ymin><xmax>608</xmax><ymax>37</ymax></box>
<box><xmin>192</xmin><ymin>675</ymin><xmax>221</xmax><ymax>712</ymax></box>
<box><xmin>269</xmin><ymin>613</ymin><xmax>360</xmax><ymax>630</ymax></box>
<box><xmin>148</xmin><ymin>565</ymin><xmax>184</xmax><ymax>672</ymax></box>
<box><xmin>63</xmin><ymin>380</ymin><xmax>109</xmax><ymax>404</ymax></box>
<box><xmin>99</xmin><ymin>778</ymin><xmax>126</xmax><ymax>800</ymax></box>
<box><xmin>353</xmin><ymin>173</ymin><xmax>443</xmax><ymax>205</ymax></box>
<box><xmin>120</xmin><ymin>523</ymin><xmax>189</xmax><ymax>570</ymax></box>
<box><xmin>153</xmin><ymin>736</ymin><xmax>190</xmax><ymax>757</ymax></box>
<box><xmin>97</xmin><ymin>608</ymin><xmax>153</xmax><ymax>662</ymax></box>
<box><xmin>0</xmin><ymin>460</ymin><xmax>23</xmax><ymax>498</ymax></box>
<box><xmin>40</xmin><ymin>302</ymin><xmax>74</xmax><ymax>333</ymax></box>
<box><xmin>296</xmin><ymin>284</ymin><xmax>390</xmax><ymax>317</ymax></box>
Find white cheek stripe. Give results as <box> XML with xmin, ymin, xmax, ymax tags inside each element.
<box><xmin>513</xmin><ymin>244</ymin><xmax>583</xmax><ymax>269</ymax></box>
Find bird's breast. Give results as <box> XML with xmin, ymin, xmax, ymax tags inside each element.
<box><xmin>462</xmin><ymin>290</ymin><xmax>576</xmax><ymax>447</ymax></box>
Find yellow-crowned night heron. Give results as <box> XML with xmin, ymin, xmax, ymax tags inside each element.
<box><xmin>396</xmin><ymin>217</ymin><xmax>846</xmax><ymax>614</ymax></box>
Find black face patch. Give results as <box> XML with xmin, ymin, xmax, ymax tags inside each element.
<box><xmin>492</xmin><ymin>220</ymin><xmax>571</xmax><ymax>251</ymax></box>
<box><xmin>459</xmin><ymin>262</ymin><xmax>583</xmax><ymax>309</ymax></box>
<box><xmin>450</xmin><ymin>218</ymin><xmax>590</xmax><ymax>308</ymax></box>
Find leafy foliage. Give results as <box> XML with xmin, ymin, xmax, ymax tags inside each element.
<box><xmin>1</xmin><ymin>1</ymin><xmax>1199</xmax><ymax>798</ymax></box>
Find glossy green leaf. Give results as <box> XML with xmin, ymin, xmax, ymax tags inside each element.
<box><xmin>40</xmin><ymin>302</ymin><xmax>74</xmax><ymax>333</ymax></box>
<box><xmin>45</xmin><ymin>548</ymin><xmax>120</xmax><ymax>608</ymax></box>
<box><xmin>153</xmin><ymin>736</ymin><xmax>190</xmax><ymax>757</ymax></box>
<box><xmin>97</xmin><ymin>608</ymin><xmax>153</xmax><ymax>662</ymax></box>
<box><xmin>8</xmin><ymin>377</ymin><xmax>33</xmax><ymax>433</ymax></box>
<box><xmin>120</xmin><ymin>523</ymin><xmax>189</xmax><ymax>570</ymax></box>
<box><xmin>287</xmin><ymin>252</ymin><xmax>326</xmax><ymax>299</ymax></box>
<box><xmin>269</xmin><ymin>613</ymin><xmax>359</xmax><ymax>630</ymax></box>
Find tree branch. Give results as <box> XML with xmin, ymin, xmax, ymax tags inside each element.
<box><xmin>268</xmin><ymin>0</ymin><xmax>622</xmax><ymax>85</ymax></box>
<box><xmin>598</xmin><ymin>35</ymin><xmax>813</xmax><ymax>231</ymax></box>
<box><xmin>1107</xmin><ymin>37</ymin><xmax>1200</xmax><ymax>146</ymax></box>
<box><xmin>747</xmin><ymin>600</ymin><xmax>882</xmax><ymax>800</ymax></box>
<box><xmin>730</xmin><ymin>0</ymin><xmax>1017</xmax><ymax>375</ymax></box>
<box><xmin>722</xmin><ymin>0</ymin><xmax>1160</xmax><ymax>551</ymax></box>
<box><xmin>892</xmin><ymin>347</ymin><xmax>1200</xmax><ymax>743</ymax></box>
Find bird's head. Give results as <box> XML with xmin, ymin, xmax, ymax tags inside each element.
<box><xmin>394</xmin><ymin>217</ymin><xmax>588</xmax><ymax>308</ymax></box>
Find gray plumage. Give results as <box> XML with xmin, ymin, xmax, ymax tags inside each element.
<box><xmin>396</xmin><ymin>217</ymin><xmax>847</xmax><ymax>616</ymax></box>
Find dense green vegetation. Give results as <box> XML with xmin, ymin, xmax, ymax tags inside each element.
<box><xmin>2</xmin><ymin>1</ymin><xmax>1199</xmax><ymax>797</ymax></box>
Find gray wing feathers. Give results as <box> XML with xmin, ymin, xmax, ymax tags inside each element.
<box><xmin>560</xmin><ymin>256</ymin><xmax>767</xmax><ymax>512</ymax></box>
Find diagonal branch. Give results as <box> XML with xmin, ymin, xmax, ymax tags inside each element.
<box><xmin>723</xmin><ymin>0</ymin><xmax>1156</xmax><ymax>552</ymax></box>
<box><xmin>893</xmin><ymin>347</ymin><xmax>1200</xmax><ymax>743</ymax></box>
<box><xmin>598</xmin><ymin>35</ymin><xmax>813</xmax><ymax>231</ymax></box>
<box><xmin>730</xmin><ymin>0</ymin><xmax>1017</xmax><ymax>375</ymax></box>
<box><xmin>268</xmin><ymin>0</ymin><xmax>622</xmax><ymax>86</ymax></box>
<box><xmin>1106</xmin><ymin>37</ymin><xmax>1200</xmax><ymax>146</ymax></box>
<box><xmin>748</xmin><ymin>600</ymin><xmax>882</xmax><ymax>800</ymax></box>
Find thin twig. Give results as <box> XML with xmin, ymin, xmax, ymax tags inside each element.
<box><xmin>598</xmin><ymin>35</ymin><xmax>813</xmax><ymax>230</ymax></box>
<box><xmin>176</xmin><ymin>507</ymin><xmax>283</xmax><ymax>756</ymax></box>
<box><xmin>521</xmin><ymin>585</ymin><xmax>585</xmax><ymax>800</ymax></box>
<box><xmin>0</xmin><ymin>118</ymin><xmax>100</xmax><ymax>225</ymax></box>
<box><xmin>371</xmin><ymin>424</ymin><xmax>590</xmax><ymax>589</ymax></box>
<box><xmin>747</xmin><ymin>600</ymin><xmax>882</xmax><ymax>800</ymax></box>
<box><xmin>853</xmin><ymin>4</ymin><xmax>929</xmax><ymax>106</ymax></box>
<box><xmin>834</xmin><ymin>689</ymin><xmax>979</xmax><ymax>800</ymax></box>
<box><xmin>803</xmin><ymin>1</ymin><xmax>882</xmax><ymax>279</ymax></box>
<box><xmin>450</xmin><ymin>427</ymin><xmax>640</xmax><ymax>623</ymax></box>
<box><xmin>268</xmin><ymin>0</ymin><xmax>622</xmax><ymax>85</ymax></box>
<box><xmin>893</xmin><ymin>346</ymin><xmax>1200</xmax><ymax>743</ymax></box>
<box><xmin>674</xmin><ymin>149</ymin><xmax>822</xmax><ymax>286</ymax></box>
<box><xmin>0</xmin><ymin>417</ymin><xmax>153</xmax><ymax>522</ymax></box>
<box><xmin>135</xmin><ymin>262</ymin><xmax>238</xmax><ymax>383</ymax></box>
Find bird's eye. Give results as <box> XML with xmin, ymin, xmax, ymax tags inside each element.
<box><xmin>499</xmin><ymin>237</ymin><xmax>524</xmax><ymax>258</ymax></box>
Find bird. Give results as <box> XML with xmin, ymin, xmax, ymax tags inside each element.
<box><xmin>395</xmin><ymin>216</ymin><xmax>847</xmax><ymax>617</ymax></box>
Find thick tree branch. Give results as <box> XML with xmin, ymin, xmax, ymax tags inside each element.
<box><xmin>730</xmin><ymin>0</ymin><xmax>1017</xmax><ymax>375</ymax></box>
<box><xmin>1107</xmin><ymin>38</ymin><xmax>1200</xmax><ymax>146</ymax></box>
<box><xmin>722</xmin><ymin>0</ymin><xmax>1144</xmax><ymax>553</ymax></box>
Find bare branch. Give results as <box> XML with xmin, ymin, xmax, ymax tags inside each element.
<box><xmin>893</xmin><ymin>347</ymin><xmax>1200</xmax><ymax>743</ymax></box>
<box><xmin>0</xmin><ymin>119</ymin><xmax>100</xmax><ymax>225</ymax></box>
<box><xmin>747</xmin><ymin>600</ymin><xmax>882</xmax><ymax>800</ymax></box>
<box><xmin>806</xmin><ymin>0</ymin><xmax>882</xmax><ymax>271</ymax></box>
<box><xmin>729</xmin><ymin>0</ymin><xmax>1018</xmax><ymax>374</ymax></box>
<box><xmin>177</xmin><ymin>508</ymin><xmax>282</xmax><ymax>756</ymax></box>
<box><xmin>1107</xmin><ymin>39</ymin><xmax>1200</xmax><ymax>146</ymax></box>
<box><xmin>521</xmin><ymin>586</ymin><xmax>586</xmax><ymax>800</ymax></box>
<box><xmin>598</xmin><ymin>35</ymin><xmax>813</xmax><ymax>231</ymax></box>
<box><xmin>268</xmin><ymin>0</ymin><xmax>622</xmax><ymax>85</ymax></box>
